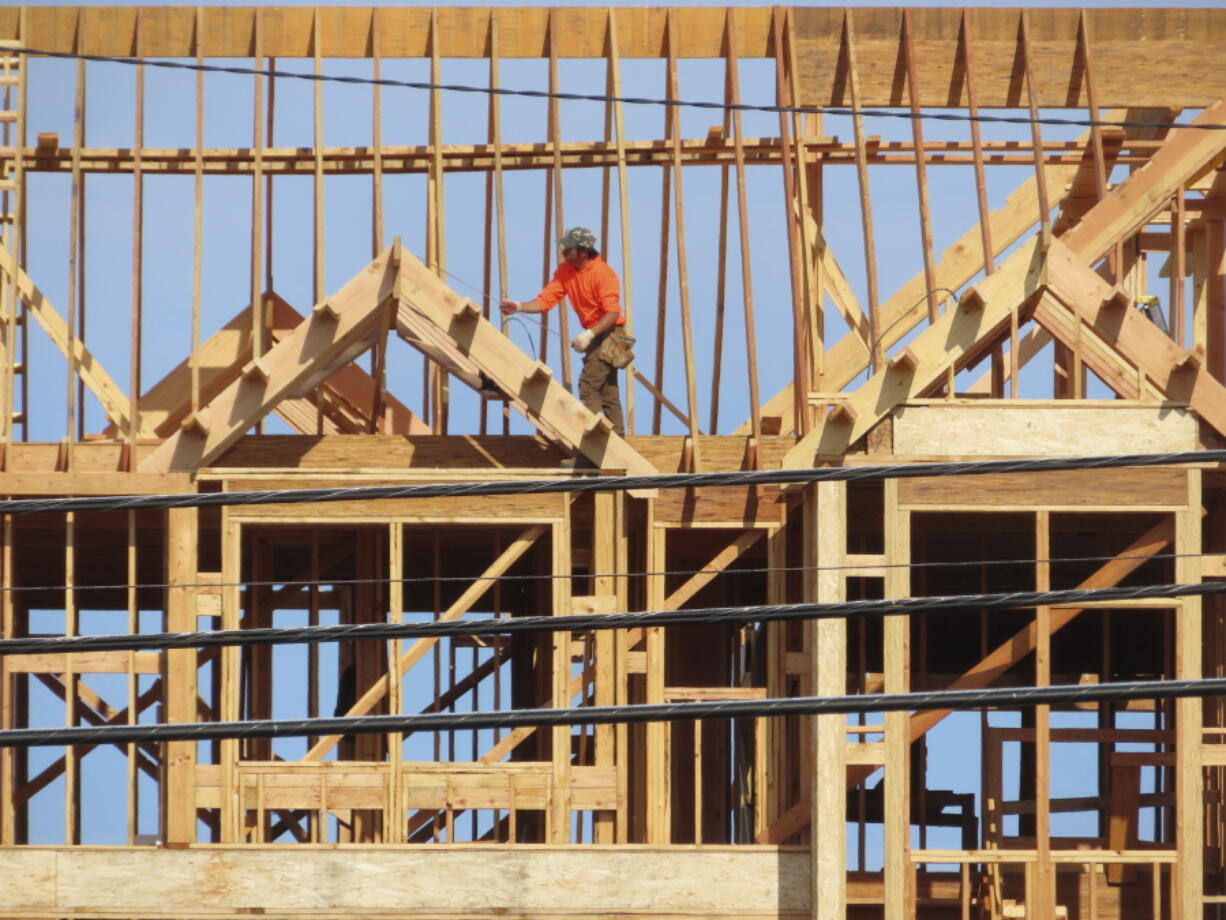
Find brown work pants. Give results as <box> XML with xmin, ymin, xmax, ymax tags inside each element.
<box><xmin>578</xmin><ymin>333</ymin><xmax>626</xmax><ymax>436</ymax></box>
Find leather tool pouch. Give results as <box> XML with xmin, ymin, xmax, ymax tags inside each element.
<box><xmin>595</xmin><ymin>330</ymin><xmax>636</xmax><ymax>369</ymax></box>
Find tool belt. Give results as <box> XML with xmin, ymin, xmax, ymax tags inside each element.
<box><xmin>593</xmin><ymin>329</ymin><xmax>636</xmax><ymax>369</ymax></box>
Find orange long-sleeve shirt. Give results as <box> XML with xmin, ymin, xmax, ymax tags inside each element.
<box><xmin>534</xmin><ymin>256</ymin><xmax>625</xmax><ymax>329</ymax></box>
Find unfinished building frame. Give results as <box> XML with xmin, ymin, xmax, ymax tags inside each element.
<box><xmin>2</xmin><ymin>6</ymin><xmax>1226</xmax><ymax>920</ymax></box>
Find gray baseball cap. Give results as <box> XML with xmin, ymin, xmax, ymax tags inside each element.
<box><xmin>558</xmin><ymin>226</ymin><xmax>597</xmax><ymax>251</ymax></box>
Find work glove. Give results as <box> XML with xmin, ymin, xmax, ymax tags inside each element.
<box><xmin>499</xmin><ymin>300</ymin><xmax>519</xmax><ymax>315</ymax></box>
<box><xmin>571</xmin><ymin>328</ymin><xmax>595</xmax><ymax>353</ymax></box>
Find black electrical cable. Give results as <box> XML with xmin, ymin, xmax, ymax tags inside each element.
<box><xmin>11</xmin><ymin>46</ymin><xmax>1220</xmax><ymax>134</ymax></box>
<box><xmin>0</xmin><ymin>546</ymin><xmax>1200</xmax><ymax>597</ymax></box>
<box><xmin>3</xmin><ymin>676</ymin><xmax>1224</xmax><ymax>749</ymax></box>
<box><xmin>2</xmin><ymin>579</ymin><xmax>1218</xmax><ymax>658</ymax></box>
<box><xmin>1</xmin><ymin>448</ymin><xmax>1224</xmax><ymax>516</ymax></box>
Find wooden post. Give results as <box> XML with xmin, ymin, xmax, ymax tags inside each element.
<box><xmin>426</xmin><ymin>9</ymin><xmax>448</xmax><ymax>432</ymax></box>
<box><xmin>810</xmin><ymin>481</ymin><xmax>846</xmax><ymax>920</ymax></box>
<box><xmin>784</xmin><ymin>9</ymin><xmax>821</xmax><ymax>389</ymax></box>
<box><xmin>604</xmin><ymin>9</ymin><xmax>635</xmax><ymax>433</ymax></box>
<box><xmin>772</xmin><ymin>8</ymin><xmax>811</xmax><ymax>435</ymax></box>
<box><xmin>250</xmin><ymin>10</ymin><xmax>264</xmax><ymax>369</ymax></box>
<box><xmin>164</xmin><ymin>507</ymin><xmax>198</xmax><ymax>844</ymax></box>
<box><xmin>66</xmin><ymin>35</ymin><xmax>84</xmax><ymax>462</ymax></box>
<box><xmin>387</xmin><ymin>522</ymin><xmax>403</xmax><ymax>842</ymax></box>
<box><xmin>550</xmin><ymin>512</ymin><xmax>572</xmax><ymax>842</ymax></box>
<box><xmin>191</xmin><ymin>8</ymin><xmax>203</xmax><ymax>416</ymax></box>
<box><xmin>720</xmin><ymin>10</ymin><xmax>761</xmax><ymax>445</ymax></box>
<box><xmin>843</xmin><ymin>10</ymin><xmax>881</xmax><ymax>372</ymax></box>
<box><xmin>1176</xmin><ymin>470</ymin><xmax>1204</xmax><ymax>920</ymax></box>
<box><xmin>546</xmin><ymin>9</ymin><xmax>572</xmax><ymax>392</ymax></box>
<box><xmin>665</xmin><ymin>9</ymin><xmax>702</xmax><ymax>464</ymax></box>
<box><xmin>1034</xmin><ymin>511</ymin><xmax>1054</xmax><ymax>919</ymax></box>
<box><xmin>593</xmin><ymin>489</ymin><xmax>616</xmax><ymax>843</ymax></box>
<box><xmin>0</xmin><ymin>515</ymin><xmax>12</xmax><ymax>845</ymax></box>
<box><xmin>312</xmin><ymin>7</ymin><xmax>325</xmax><ymax>307</ymax></box>
<box><xmin>370</xmin><ymin>7</ymin><xmax>384</xmax><ymax>256</ymax></box>
<box><xmin>64</xmin><ymin>512</ymin><xmax>78</xmax><ymax>843</ymax></box>
<box><xmin>130</xmin><ymin>12</ymin><xmax>144</xmax><ymax>457</ymax></box>
<box><xmin>1208</xmin><ymin>219</ymin><xmax>1225</xmax><ymax>383</ymax></box>
<box><xmin>645</xmin><ymin>503</ymin><xmax>668</xmax><ymax>842</ymax></box>
<box><xmin>900</xmin><ymin>12</ymin><xmax>939</xmax><ymax>329</ymax></box>
<box><xmin>960</xmin><ymin>11</ymin><xmax>994</xmax><ymax>280</ymax></box>
<box><xmin>883</xmin><ymin>479</ymin><xmax>911</xmax><ymax>918</ymax></box>
<box><xmin>220</xmin><ymin>511</ymin><xmax>241</xmax><ymax>842</ymax></box>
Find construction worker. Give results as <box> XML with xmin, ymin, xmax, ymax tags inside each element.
<box><xmin>501</xmin><ymin>227</ymin><xmax>630</xmax><ymax>436</ymax></box>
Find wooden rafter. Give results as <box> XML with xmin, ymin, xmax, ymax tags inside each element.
<box><xmin>266</xmin><ymin>294</ymin><xmax>429</xmax><ymax>436</ymax></box>
<box><xmin>783</xmin><ymin>96</ymin><xmax>1226</xmax><ymax>466</ymax></box>
<box><xmin>0</xmin><ymin>242</ymin><xmax>149</xmax><ymax>439</ymax></box>
<box><xmin>107</xmin><ymin>292</ymin><xmax>428</xmax><ymax>441</ymax></box>
<box><xmin>736</xmin><ymin>128</ymin><xmax>1099</xmax><ymax>436</ymax></box>
<box><xmin>138</xmin><ymin>249</ymin><xmax>400</xmax><ymax>472</ymax></box>
<box><xmin>781</xmin><ymin>235</ymin><xmax>1047</xmax><ymax>466</ymax></box>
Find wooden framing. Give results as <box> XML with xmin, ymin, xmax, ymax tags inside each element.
<box><xmin>2</xmin><ymin>8</ymin><xmax>1226</xmax><ymax>920</ymax></box>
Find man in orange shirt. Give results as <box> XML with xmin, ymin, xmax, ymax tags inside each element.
<box><xmin>501</xmin><ymin>227</ymin><xmax>627</xmax><ymax>436</ymax></box>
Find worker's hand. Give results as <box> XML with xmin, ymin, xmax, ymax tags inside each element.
<box><xmin>571</xmin><ymin>329</ymin><xmax>595</xmax><ymax>353</ymax></box>
<box><xmin>499</xmin><ymin>300</ymin><xmax>519</xmax><ymax>315</ymax></box>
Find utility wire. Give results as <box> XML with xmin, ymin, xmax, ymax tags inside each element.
<box><xmin>2</xmin><ymin>676</ymin><xmax>1223</xmax><ymax>749</ymax></box>
<box><xmin>12</xmin><ymin>47</ymin><xmax>1221</xmax><ymax>134</ymax></box>
<box><xmin>1</xmin><ymin>448</ymin><xmax>1223</xmax><ymax>516</ymax></box>
<box><xmin>0</xmin><ymin>546</ymin><xmax>1193</xmax><ymax>598</ymax></box>
<box><xmin>2</xmin><ymin>579</ymin><xmax>1217</xmax><ymax>657</ymax></box>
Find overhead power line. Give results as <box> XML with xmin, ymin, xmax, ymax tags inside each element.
<box><xmin>2</xmin><ymin>676</ymin><xmax>1223</xmax><ymax>749</ymax></box>
<box><xmin>0</xmin><ymin>546</ymin><xmax>1199</xmax><ymax>597</ymax></box>
<box><xmin>1</xmin><ymin>579</ymin><xmax>1216</xmax><ymax>658</ymax></box>
<box><xmin>0</xmin><ymin>448</ymin><xmax>1224</xmax><ymax>517</ymax></box>
<box><xmin>12</xmin><ymin>47</ymin><xmax>1221</xmax><ymax>134</ymax></box>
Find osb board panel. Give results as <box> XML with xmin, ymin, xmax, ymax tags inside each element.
<box><xmin>892</xmin><ymin>405</ymin><xmax>1197</xmax><ymax>457</ymax></box>
<box><xmin>5</xmin><ymin>7</ymin><xmax>770</xmax><ymax>59</ymax></box>
<box><xmin>653</xmin><ymin>485</ymin><xmax>787</xmax><ymax>525</ymax></box>
<box><xmin>794</xmin><ymin>7</ymin><xmax>1226</xmax><ymax>108</ymax></box>
<box><xmin>213</xmin><ymin>434</ymin><xmax>565</xmax><ymax>470</ymax></box>
<box><xmin>213</xmin><ymin>434</ymin><xmax>794</xmax><ymax>473</ymax></box>
<box><xmin>898</xmin><ymin>467</ymin><xmax>1188</xmax><ymax>507</ymax></box>
<box><xmin>3</xmin><ymin>442</ymin><xmax>160</xmax><ymax>473</ymax></box>
<box><xmin>627</xmin><ymin>435</ymin><xmax>794</xmax><ymax>473</ymax></box>
<box><xmin>0</xmin><ymin>472</ymin><xmax>191</xmax><ymax>495</ymax></box>
<box><xmin>1</xmin><ymin>847</ymin><xmax>810</xmax><ymax>913</ymax></box>
<box><xmin>223</xmin><ymin>478</ymin><xmax>564</xmax><ymax>520</ymax></box>
<box><xmin>3</xmin><ymin>8</ymin><xmax>1223</xmax><ymax>105</ymax></box>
